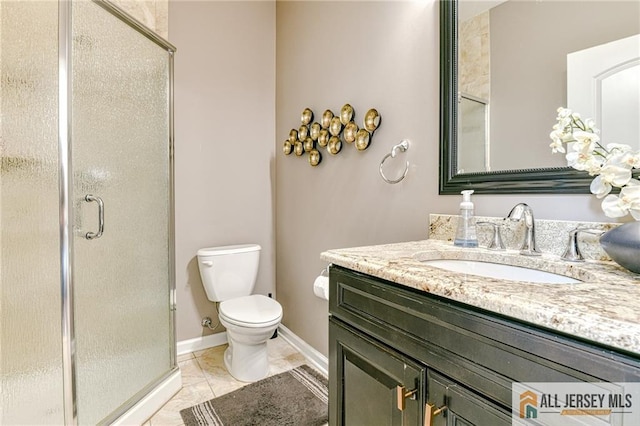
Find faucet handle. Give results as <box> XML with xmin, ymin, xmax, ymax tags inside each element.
<box><xmin>477</xmin><ymin>222</ymin><xmax>505</xmax><ymax>251</ymax></box>
<box><xmin>561</xmin><ymin>227</ymin><xmax>606</xmax><ymax>262</ymax></box>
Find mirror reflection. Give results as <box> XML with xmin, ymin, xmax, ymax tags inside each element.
<box><xmin>457</xmin><ymin>0</ymin><xmax>640</xmax><ymax>174</ymax></box>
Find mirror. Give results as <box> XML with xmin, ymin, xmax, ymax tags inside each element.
<box><xmin>439</xmin><ymin>0</ymin><xmax>640</xmax><ymax>194</ymax></box>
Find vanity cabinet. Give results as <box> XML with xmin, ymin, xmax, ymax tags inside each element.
<box><xmin>328</xmin><ymin>265</ymin><xmax>640</xmax><ymax>425</ymax></box>
<box><xmin>330</xmin><ymin>318</ymin><xmax>426</xmax><ymax>425</ymax></box>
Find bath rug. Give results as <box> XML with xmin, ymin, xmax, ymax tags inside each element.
<box><xmin>180</xmin><ymin>364</ymin><xmax>328</xmax><ymax>426</ymax></box>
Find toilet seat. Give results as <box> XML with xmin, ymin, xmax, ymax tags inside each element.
<box><xmin>219</xmin><ymin>294</ymin><xmax>282</xmax><ymax>328</ymax></box>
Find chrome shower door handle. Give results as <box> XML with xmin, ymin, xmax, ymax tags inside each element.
<box><xmin>84</xmin><ymin>194</ymin><xmax>104</xmax><ymax>240</ymax></box>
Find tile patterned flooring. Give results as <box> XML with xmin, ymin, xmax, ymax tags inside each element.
<box><xmin>144</xmin><ymin>336</ymin><xmax>311</xmax><ymax>425</ymax></box>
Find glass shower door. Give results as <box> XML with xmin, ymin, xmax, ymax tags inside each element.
<box><xmin>1</xmin><ymin>1</ymin><xmax>64</xmax><ymax>423</ymax></box>
<box><xmin>71</xmin><ymin>2</ymin><xmax>172</xmax><ymax>424</ymax></box>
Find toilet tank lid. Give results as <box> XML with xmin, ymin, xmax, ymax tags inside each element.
<box><xmin>198</xmin><ymin>244</ymin><xmax>261</xmax><ymax>257</ymax></box>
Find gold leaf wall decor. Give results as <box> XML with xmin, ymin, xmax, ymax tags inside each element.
<box><xmin>283</xmin><ymin>105</ymin><xmax>381</xmax><ymax>167</ymax></box>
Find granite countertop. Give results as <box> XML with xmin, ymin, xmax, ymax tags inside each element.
<box><xmin>320</xmin><ymin>239</ymin><xmax>640</xmax><ymax>355</ymax></box>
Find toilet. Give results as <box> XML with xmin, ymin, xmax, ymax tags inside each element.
<box><xmin>196</xmin><ymin>244</ymin><xmax>282</xmax><ymax>382</ymax></box>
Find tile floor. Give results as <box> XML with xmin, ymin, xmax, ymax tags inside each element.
<box><xmin>144</xmin><ymin>336</ymin><xmax>313</xmax><ymax>425</ymax></box>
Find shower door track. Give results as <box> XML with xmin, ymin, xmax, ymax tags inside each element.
<box><xmin>57</xmin><ymin>1</ymin><xmax>177</xmax><ymax>424</ymax></box>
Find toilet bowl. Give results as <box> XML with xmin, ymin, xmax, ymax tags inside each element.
<box><xmin>218</xmin><ymin>294</ymin><xmax>282</xmax><ymax>382</ymax></box>
<box><xmin>196</xmin><ymin>244</ymin><xmax>283</xmax><ymax>382</ymax></box>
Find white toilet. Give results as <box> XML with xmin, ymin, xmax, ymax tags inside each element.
<box><xmin>196</xmin><ymin>244</ymin><xmax>282</xmax><ymax>382</ymax></box>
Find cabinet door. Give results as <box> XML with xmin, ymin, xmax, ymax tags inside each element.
<box><xmin>427</xmin><ymin>370</ymin><xmax>511</xmax><ymax>426</ymax></box>
<box><xmin>330</xmin><ymin>318</ymin><xmax>426</xmax><ymax>426</ymax></box>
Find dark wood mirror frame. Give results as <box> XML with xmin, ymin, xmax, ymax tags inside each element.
<box><xmin>438</xmin><ymin>0</ymin><xmax>595</xmax><ymax>194</ymax></box>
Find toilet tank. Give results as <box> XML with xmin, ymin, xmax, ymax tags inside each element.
<box><xmin>197</xmin><ymin>244</ymin><xmax>261</xmax><ymax>302</ymax></box>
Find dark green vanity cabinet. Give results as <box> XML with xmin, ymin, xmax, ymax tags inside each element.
<box><xmin>329</xmin><ymin>319</ymin><xmax>426</xmax><ymax>425</ymax></box>
<box><xmin>328</xmin><ymin>266</ymin><xmax>640</xmax><ymax>426</ymax></box>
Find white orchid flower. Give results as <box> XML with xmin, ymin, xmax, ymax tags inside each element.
<box><xmin>590</xmin><ymin>176</ymin><xmax>612</xmax><ymax>198</ymax></box>
<box><xmin>584</xmin><ymin>160</ymin><xmax>603</xmax><ymax>176</ymax></box>
<box><xmin>626</xmin><ymin>182</ymin><xmax>640</xmax><ymax>220</ymax></box>
<box><xmin>606</xmin><ymin>150</ymin><xmax>639</xmax><ymax>175</ymax></box>
<box><xmin>555</xmin><ymin>108</ymin><xmax>573</xmax><ymax>128</ymax></box>
<box><xmin>558</xmin><ymin>118</ymin><xmax>572</xmax><ymax>131</ymax></box>
<box><xmin>566</xmin><ymin>151</ymin><xmax>601</xmax><ymax>173</ymax></box>
<box><xmin>566</xmin><ymin>150</ymin><xmax>584</xmax><ymax>169</ymax></box>
<box><xmin>599</xmin><ymin>163</ymin><xmax>632</xmax><ymax>187</ymax></box>
<box><xmin>549</xmin><ymin>129</ymin><xmax>568</xmax><ymax>153</ymax></box>
<box><xmin>549</xmin><ymin>139</ymin><xmax>565</xmax><ymax>154</ymax></box>
<box><xmin>627</xmin><ymin>153</ymin><xmax>640</xmax><ymax>169</ymax></box>
<box><xmin>549</xmin><ymin>128</ymin><xmax>563</xmax><ymax>140</ymax></box>
<box><xmin>556</xmin><ymin>107</ymin><xmax>572</xmax><ymax>119</ymax></box>
<box><xmin>549</xmin><ymin>107</ymin><xmax>639</xmax><ymax>221</ymax></box>
<box><xmin>572</xmin><ymin>130</ymin><xmax>600</xmax><ymax>153</ymax></box>
<box><xmin>588</xmin><ymin>163</ymin><xmax>631</xmax><ymax>197</ymax></box>
<box><xmin>601</xmin><ymin>183</ymin><xmax>640</xmax><ymax>219</ymax></box>
<box><xmin>583</xmin><ymin>118</ymin><xmax>599</xmax><ymax>132</ymax></box>
<box><xmin>601</xmin><ymin>194</ymin><xmax>627</xmax><ymax>218</ymax></box>
<box><xmin>619</xmin><ymin>151</ymin><xmax>640</xmax><ymax>169</ymax></box>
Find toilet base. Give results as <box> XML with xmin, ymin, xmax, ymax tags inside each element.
<box><xmin>220</xmin><ymin>318</ymin><xmax>281</xmax><ymax>382</ymax></box>
<box><xmin>223</xmin><ymin>339</ymin><xmax>269</xmax><ymax>382</ymax></box>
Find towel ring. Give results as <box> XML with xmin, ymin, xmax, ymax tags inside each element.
<box><xmin>379</xmin><ymin>140</ymin><xmax>410</xmax><ymax>184</ymax></box>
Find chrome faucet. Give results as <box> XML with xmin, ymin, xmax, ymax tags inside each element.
<box><xmin>506</xmin><ymin>203</ymin><xmax>541</xmax><ymax>256</ymax></box>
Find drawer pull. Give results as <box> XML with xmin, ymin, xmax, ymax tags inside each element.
<box><xmin>396</xmin><ymin>385</ymin><xmax>418</xmax><ymax>411</ymax></box>
<box><xmin>424</xmin><ymin>403</ymin><xmax>447</xmax><ymax>426</ymax></box>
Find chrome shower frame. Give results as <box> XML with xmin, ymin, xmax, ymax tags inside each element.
<box><xmin>57</xmin><ymin>1</ymin><xmax>177</xmax><ymax>424</ymax></box>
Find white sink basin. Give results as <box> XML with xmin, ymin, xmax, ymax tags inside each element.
<box><xmin>422</xmin><ymin>259</ymin><xmax>581</xmax><ymax>284</ymax></box>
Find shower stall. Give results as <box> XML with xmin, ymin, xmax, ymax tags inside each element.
<box><xmin>1</xmin><ymin>1</ymin><xmax>179</xmax><ymax>424</ymax></box>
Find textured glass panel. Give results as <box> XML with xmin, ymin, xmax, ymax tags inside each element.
<box><xmin>0</xmin><ymin>1</ymin><xmax>64</xmax><ymax>424</ymax></box>
<box><xmin>71</xmin><ymin>2</ymin><xmax>171</xmax><ymax>424</ymax></box>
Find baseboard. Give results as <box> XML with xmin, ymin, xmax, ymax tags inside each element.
<box><xmin>277</xmin><ymin>324</ymin><xmax>328</xmax><ymax>377</ymax></box>
<box><xmin>176</xmin><ymin>326</ymin><xmax>328</xmax><ymax>377</ymax></box>
<box><xmin>177</xmin><ymin>332</ymin><xmax>228</xmax><ymax>356</ymax></box>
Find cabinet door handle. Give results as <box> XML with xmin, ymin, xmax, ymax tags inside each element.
<box><xmin>396</xmin><ymin>385</ymin><xmax>418</xmax><ymax>411</ymax></box>
<box><xmin>424</xmin><ymin>403</ymin><xmax>447</xmax><ymax>426</ymax></box>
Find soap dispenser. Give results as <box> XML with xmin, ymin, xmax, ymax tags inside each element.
<box><xmin>454</xmin><ymin>190</ymin><xmax>478</xmax><ymax>247</ymax></box>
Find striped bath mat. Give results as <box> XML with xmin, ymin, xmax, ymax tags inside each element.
<box><xmin>180</xmin><ymin>364</ymin><xmax>328</xmax><ymax>426</ymax></box>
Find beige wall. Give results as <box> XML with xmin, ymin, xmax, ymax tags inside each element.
<box><xmin>276</xmin><ymin>1</ymin><xmax>440</xmax><ymax>355</ymax></box>
<box><xmin>170</xmin><ymin>0</ymin><xmax>276</xmax><ymax>341</ymax></box>
<box><xmin>111</xmin><ymin>0</ymin><xmax>168</xmax><ymax>39</ymax></box>
<box><xmin>168</xmin><ymin>0</ymin><xmax>620</xmax><ymax>354</ymax></box>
